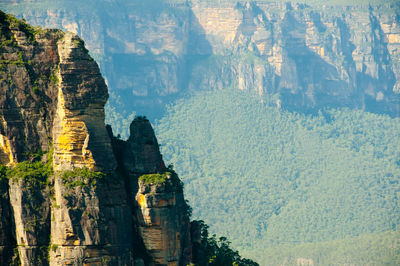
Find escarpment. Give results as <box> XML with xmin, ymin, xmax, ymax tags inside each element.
<box><xmin>2</xmin><ymin>0</ymin><xmax>398</xmax><ymax>131</ymax></box>
<box><xmin>0</xmin><ymin>12</ymin><xmax>192</xmax><ymax>265</ymax></box>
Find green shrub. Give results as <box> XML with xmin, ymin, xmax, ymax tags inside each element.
<box><xmin>139</xmin><ymin>172</ymin><xmax>171</xmax><ymax>185</ymax></box>
<box><xmin>32</xmin><ymin>86</ymin><xmax>39</xmax><ymax>95</ymax></box>
<box><xmin>17</xmin><ymin>51</ymin><xmax>24</xmax><ymax>64</ymax></box>
<box><xmin>49</xmin><ymin>244</ymin><xmax>58</xmax><ymax>252</ymax></box>
<box><xmin>49</xmin><ymin>73</ymin><xmax>59</xmax><ymax>84</ymax></box>
<box><xmin>0</xmin><ymin>59</ymin><xmax>24</xmax><ymax>66</ymax></box>
<box><xmin>0</xmin><ymin>165</ymin><xmax>7</xmax><ymax>182</ymax></box>
<box><xmin>193</xmin><ymin>220</ymin><xmax>259</xmax><ymax>266</ymax></box>
<box><xmin>5</xmin><ymin>13</ymin><xmax>40</xmax><ymax>44</ymax></box>
<box><xmin>4</xmin><ymin>147</ymin><xmax>53</xmax><ymax>188</ymax></box>
<box><xmin>0</xmin><ymin>39</ymin><xmax>15</xmax><ymax>47</ymax></box>
<box><xmin>60</xmin><ymin>167</ymin><xmax>105</xmax><ymax>189</ymax></box>
<box><xmin>7</xmin><ymin>160</ymin><xmax>52</xmax><ymax>188</ymax></box>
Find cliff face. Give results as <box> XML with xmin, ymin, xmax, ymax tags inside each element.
<box><xmin>188</xmin><ymin>1</ymin><xmax>400</xmax><ymax>113</ymax></box>
<box><xmin>0</xmin><ymin>12</ymin><xmax>191</xmax><ymax>265</ymax></box>
<box><xmin>1</xmin><ymin>0</ymin><xmax>398</xmax><ymax>135</ymax></box>
<box><xmin>135</xmin><ymin>173</ymin><xmax>191</xmax><ymax>266</ymax></box>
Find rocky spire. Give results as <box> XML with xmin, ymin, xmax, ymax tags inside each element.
<box><xmin>0</xmin><ymin>12</ymin><xmax>191</xmax><ymax>265</ymax></box>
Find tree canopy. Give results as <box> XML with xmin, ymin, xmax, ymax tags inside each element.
<box><xmin>155</xmin><ymin>87</ymin><xmax>400</xmax><ymax>264</ymax></box>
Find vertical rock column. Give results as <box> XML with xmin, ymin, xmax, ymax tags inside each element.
<box><xmin>49</xmin><ymin>32</ymin><xmax>133</xmax><ymax>265</ymax></box>
<box><xmin>8</xmin><ymin>178</ymin><xmax>50</xmax><ymax>265</ymax></box>
<box><xmin>135</xmin><ymin>174</ymin><xmax>191</xmax><ymax>266</ymax></box>
<box><xmin>122</xmin><ymin>118</ymin><xmax>191</xmax><ymax>265</ymax></box>
<box><xmin>52</xmin><ymin>32</ymin><xmax>116</xmax><ymax>172</ymax></box>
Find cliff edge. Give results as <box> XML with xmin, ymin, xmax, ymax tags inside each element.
<box><xmin>0</xmin><ymin>11</ymin><xmax>191</xmax><ymax>266</ymax></box>
<box><xmin>1</xmin><ymin>0</ymin><xmax>398</xmax><ymax>132</ymax></box>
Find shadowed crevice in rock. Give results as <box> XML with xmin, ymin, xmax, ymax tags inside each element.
<box><xmin>0</xmin><ymin>12</ymin><xmax>193</xmax><ymax>265</ymax></box>
<box><xmin>0</xmin><ymin>178</ymin><xmax>16</xmax><ymax>265</ymax></box>
<box><xmin>107</xmin><ymin>116</ymin><xmax>193</xmax><ymax>265</ymax></box>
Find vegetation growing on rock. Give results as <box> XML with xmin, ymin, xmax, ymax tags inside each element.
<box><xmin>139</xmin><ymin>172</ymin><xmax>171</xmax><ymax>185</ymax></box>
<box><xmin>6</xmin><ymin>148</ymin><xmax>53</xmax><ymax>188</ymax></box>
<box><xmin>192</xmin><ymin>220</ymin><xmax>259</xmax><ymax>266</ymax></box>
<box><xmin>1</xmin><ymin>10</ymin><xmax>41</xmax><ymax>44</ymax></box>
<box><xmin>0</xmin><ymin>165</ymin><xmax>7</xmax><ymax>182</ymax></box>
<box><xmin>60</xmin><ymin>167</ymin><xmax>105</xmax><ymax>189</ymax></box>
<box><xmin>0</xmin><ymin>11</ymin><xmax>252</xmax><ymax>266</ymax></box>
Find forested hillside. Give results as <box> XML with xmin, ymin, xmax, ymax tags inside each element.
<box><xmin>155</xmin><ymin>88</ymin><xmax>400</xmax><ymax>264</ymax></box>
<box><xmin>1</xmin><ymin>1</ymin><xmax>399</xmax><ymax>264</ymax></box>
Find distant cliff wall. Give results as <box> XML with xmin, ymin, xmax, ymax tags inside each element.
<box><xmin>189</xmin><ymin>1</ymin><xmax>400</xmax><ymax>114</ymax></box>
<box><xmin>0</xmin><ymin>12</ymin><xmax>191</xmax><ymax>265</ymax></box>
<box><xmin>1</xmin><ymin>0</ymin><xmax>398</xmax><ymax>135</ymax></box>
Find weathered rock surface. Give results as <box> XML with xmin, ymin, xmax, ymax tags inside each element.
<box><xmin>0</xmin><ymin>12</ymin><xmax>61</xmax><ymax>164</ymax></box>
<box><xmin>8</xmin><ymin>176</ymin><xmax>50</xmax><ymax>265</ymax></box>
<box><xmin>1</xmin><ymin>0</ymin><xmax>398</xmax><ymax>136</ymax></box>
<box><xmin>188</xmin><ymin>1</ymin><xmax>400</xmax><ymax>114</ymax></box>
<box><xmin>135</xmin><ymin>172</ymin><xmax>191</xmax><ymax>266</ymax></box>
<box><xmin>49</xmin><ymin>172</ymin><xmax>135</xmax><ymax>265</ymax></box>
<box><xmin>0</xmin><ymin>12</ymin><xmax>192</xmax><ymax>265</ymax></box>
<box><xmin>107</xmin><ymin>117</ymin><xmax>191</xmax><ymax>266</ymax></box>
<box><xmin>124</xmin><ymin>117</ymin><xmax>166</xmax><ymax>175</ymax></box>
<box><xmin>0</xmin><ymin>177</ymin><xmax>15</xmax><ymax>265</ymax></box>
<box><xmin>53</xmin><ymin>31</ymin><xmax>116</xmax><ymax>172</ymax></box>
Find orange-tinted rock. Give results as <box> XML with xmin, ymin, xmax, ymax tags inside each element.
<box><xmin>135</xmin><ymin>173</ymin><xmax>191</xmax><ymax>266</ymax></box>
<box><xmin>0</xmin><ymin>11</ymin><xmax>194</xmax><ymax>266</ymax></box>
<box><xmin>52</xmin><ymin>31</ymin><xmax>116</xmax><ymax>172</ymax></box>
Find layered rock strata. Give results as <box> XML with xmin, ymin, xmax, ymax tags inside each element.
<box><xmin>135</xmin><ymin>172</ymin><xmax>191</xmax><ymax>266</ymax></box>
<box><xmin>108</xmin><ymin>117</ymin><xmax>191</xmax><ymax>266</ymax></box>
<box><xmin>53</xmin><ymin>31</ymin><xmax>117</xmax><ymax>172</ymax></box>
<box><xmin>189</xmin><ymin>1</ymin><xmax>400</xmax><ymax>114</ymax></box>
<box><xmin>1</xmin><ymin>0</ymin><xmax>399</xmax><ymax>130</ymax></box>
<box><xmin>0</xmin><ymin>12</ymin><xmax>191</xmax><ymax>265</ymax></box>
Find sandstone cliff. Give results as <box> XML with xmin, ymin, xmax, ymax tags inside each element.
<box><xmin>0</xmin><ymin>12</ymin><xmax>192</xmax><ymax>265</ymax></box>
<box><xmin>1</xmin><ymin>0</ymin><xmax>398</xmax><ymax>137</ymax></box>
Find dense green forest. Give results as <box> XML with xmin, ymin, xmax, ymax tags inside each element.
<box><xmin>155</xmin><ymin>88</ymin><xmax>400</xmax><ymax>264</ymax></box>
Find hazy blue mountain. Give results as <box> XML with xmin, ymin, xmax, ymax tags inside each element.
<box><xmin>1</xmin><ymin>0</ymin><xmax>399</xmax><ymax>138</ymax></box>
<box><xmin>1</xmin><ymin>1</ymin><xmax>399</xmax><ymax>264</ymax></box>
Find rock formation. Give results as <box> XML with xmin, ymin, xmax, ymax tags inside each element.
<box><xmin>0</xmin><ymin>12</ymin><xmax>192</xmax><ymax>265</ymax></box>
<box><xmin>135</xmin><ymin>171</ymin><xmax>191</xmax><ymax>266</ymax></box>
<box><xmin>1</xmin><ymin>0</ymin><xmax>398</xmax><ymax>134</ymax></box>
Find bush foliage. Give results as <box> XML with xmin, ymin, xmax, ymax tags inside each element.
<box><xmin>60</xmin><ymin>167</ymin><xmax>105</xmax><ymax>189</ymax></box>
<box><xmin>6</xmin><ymin>148</ymin><xmax>53</xmax><ymax>188</ymax></box>
<box><xmin>192</xmin><ymin>220</ymin><xmax>259</xmax><ymax>266</ymax></box>
<box><xmin>139</xmin><ymin>172</ymin><xmax>171</xmax><ymax>185</ymax></box>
